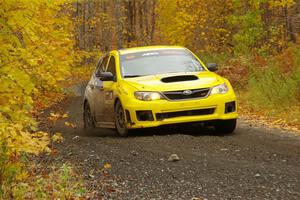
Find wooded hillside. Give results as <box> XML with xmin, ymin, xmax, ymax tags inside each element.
<box><xmin>72</xmin><ymin>0</ymin><xmax>300</xmax><ymax>129</ymax></box>
<box><xmin>75</xmin><ymin>0</ymin><xmax>300</xmax><ymax>55</ymax></box>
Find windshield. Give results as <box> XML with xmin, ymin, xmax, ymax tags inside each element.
<box><xmin>120</xmin><ymin>49</ymin><xmax>206</xmax><ymax>78</ymax></box>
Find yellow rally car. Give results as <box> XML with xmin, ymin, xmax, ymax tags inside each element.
<box><xmin>83</xmin><ymin>46</ymin><xmax>237</xmax><ymax>136</ymax></box>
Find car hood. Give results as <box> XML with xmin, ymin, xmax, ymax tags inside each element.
<box><xmin>123</xmin><ymin>72</ymin><xmax>224</xmax><ymax>91</ymax></box>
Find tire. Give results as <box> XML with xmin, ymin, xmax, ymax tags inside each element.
<box><xmin>83</xmin><ymin>102</ymin><xmax>95</xmax><ymax>131</ymax></box>
<box><xmin>115</xmin><ymin>101</ymin><xmax>128</xmax><ymax>137</ymax></box>
<box><xmin>214</xmin><ymin>119</ymin><xmax>237</xmax><ymax>135</ymax></box>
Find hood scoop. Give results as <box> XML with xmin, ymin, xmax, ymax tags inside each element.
<box><xmin>161</xmin><ymin>75</ymin><xmax>198</xmax><ymax>83</ymax></box>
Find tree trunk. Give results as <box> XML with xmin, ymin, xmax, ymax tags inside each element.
<box><xmin>150</xmin><ymin>0</ymin><xmax>156</xmax><ymax>44</ymax></box>
<box><xmin>138</xmin><ymin>0</ymin><xmax>144</xmax><ymax>44</ymax></box>
<box><xmin>115</xmin><ymin>0</ymin><xmax>123</xmax><ymax>49</ymax></box>
<box><xmin>143</xmin><ymin>1</ymin><xmax>149</xmax><ymax>44</ymax></box>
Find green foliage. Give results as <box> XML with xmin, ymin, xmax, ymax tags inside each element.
<box><xmin>247</xmin><ymin>46</ymin><xmax>300</xmax><ymax>115</ymax></box>
<box><xmin>11</xmin><ymin>163</ymin><xmax>87</xmax><ymax>199</ymax></box>
<box><xmin>0</xmin><ymin>143</ymin><xmax>27</xmax><ymax>199</ymax></box>
<box><xmin>249</xmin><ymin>66</ymin><xmax>297</xmax><ymax>107</ymax></box>
<box><xmin>197</xmin><ymin>52</ymin><xmax>231</xmax><ymax>66</ymax></box>
<box><xmin>156</xmin><ymin>0</ymin><xmax>296</xmax><ymax>56</ymax></box>
<box><xmin>228</xmin><ymin>0</ymin><xmax>266</xmax><ymax>55</ymax></box>
<box><xmin>227</xmin><ymin>0</ymin><xmax>297</xmax><ymax>55</ymax></box>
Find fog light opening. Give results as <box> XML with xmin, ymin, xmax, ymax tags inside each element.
<box><xmin>225</xmin><ymin>101</ymin><xmax>236</xmax><ymax>114</ymax></box>
<box><xmin>136</xmin><ymin>110</ymin><xmax>154</xmax><ymax>121</ymax></box>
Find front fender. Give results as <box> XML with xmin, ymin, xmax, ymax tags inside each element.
<box><xmin>114</xmin><ymin>81</ymin><xmax>137</xmax><ymax>109</ymax></box>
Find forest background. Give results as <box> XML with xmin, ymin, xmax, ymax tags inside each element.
<box><xmin>0</xmin><ymin>0</ymin><xmax>299</xmax><ymax>198</ymax></box>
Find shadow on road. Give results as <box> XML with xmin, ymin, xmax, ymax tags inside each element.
<box><xmin>79</xmin><ymin>124</ymin><xmax>235</xmax><ymax>138</ymax></box>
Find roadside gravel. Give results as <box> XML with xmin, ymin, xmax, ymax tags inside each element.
<box><xmin>39</xmin><ymin>84</ymin><xmax>300</xmax><ymax>200</ymax></box>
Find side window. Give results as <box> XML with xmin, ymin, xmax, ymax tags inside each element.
<box><xmin>106</xmin><ymin>55</ymin><xmax>116</xmax><ymax>76</ymax></box>
<box><xmin>95</xmin><ymin>55</ymin><xmax>109</xmax><ymax>77</ymax></box>
<box><xmin>100</xmin><ymin>56</ymin><xmax>109</xmax><ymax>72</ymax></box>
<box><xmin>95</xmin><ymin>58</ymin><xmax>103</xmax><ymax>76</ymax></box>
<box><xmin>96</xmin><ymin>58</ymin><xmax>102</xmax><ymax>69</ymax></box>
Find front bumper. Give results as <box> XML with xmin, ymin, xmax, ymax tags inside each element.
<box><xmin>123</xmin><ymin>92</ymin><xmax>238</xmax><ymax>129</ymax></box>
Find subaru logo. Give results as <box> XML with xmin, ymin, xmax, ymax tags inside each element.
<box><xmin>182</xmin><ymin>90</ymin><xmax>193</xmax><ymax>95</ymax></box>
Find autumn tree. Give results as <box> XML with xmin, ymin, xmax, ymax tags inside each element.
<box><xmin>0</xmin><ymin>0</ymin><xmax>82</xmax><ymax>197</ymax></box>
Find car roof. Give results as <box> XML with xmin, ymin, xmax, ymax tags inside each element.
<box><xmin>117</xmin><ymin>45</ymin><xmax>186</xmax><ymax>55</ymax></box>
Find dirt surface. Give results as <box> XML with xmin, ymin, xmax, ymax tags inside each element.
<box><xmin>42</xmin><ymin>84</ymin><xmax>300</xmax><ymax>200</ymax></box>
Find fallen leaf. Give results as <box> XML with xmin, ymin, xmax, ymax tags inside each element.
<box><xmin>103</xmin><ymin>163</ymin><xmax>112</xmax><ymax>169</ymax></box>
<box><xmin>65</xmin><ymin>121</ymin><xmax>77</xmax><ymax>128</ymax></box>
<box><xmin>51</xmin><ymin>132</ymin><xmax>64</xmax><ymax>143</ymax></box>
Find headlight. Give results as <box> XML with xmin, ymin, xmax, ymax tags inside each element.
<box><xmin>210</xmin><ymin>83</ymin><xmax>228</xmax><ymax>95</ymax></box>
<box><xmin>134</xmin><ymin>92</ymin><xmax>164</xmax><ymax>101</ymax></box>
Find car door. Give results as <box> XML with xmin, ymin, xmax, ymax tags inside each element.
<box><xmin>87</xmin><ymin>57</ymin><xmax>103</xmax><ymax>115</ymax></box>
<box><xmin>102</xmin><ymin>54</ymin><xmax>117</xmax><ymax>123</ymax></box>
<box><xmin>93</xmin><ymin>55</ymin><xmax>109</xmax><ymax>122</ymax></box>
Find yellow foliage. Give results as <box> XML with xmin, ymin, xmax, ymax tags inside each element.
<box><xmin>0</xmin><ymin>0</ymin><xmax>89</xmax><ymax>197</ymax></box>
<box><xmin>51</xmin><ymin>132</ymin><xmax>64</xmax><ymax>143</ymax></box>
<box><xmin>156</xmin><ymin>0</ymin><xmax>232</xmax><ymax>53</ymax></box>
<box><xmin>0</xmin><ymin>0</ymin><xmax>82</xmax><ymax>155</ymax></box>
<box><xmin>268</xmin><ymin>0</ymin><xmax>295</xmax><ymax>8</ymax></box>
<box><xmin>64</xmin><ymin>121</ymin><xmax>77</xmax><ymax>128</ymax></box>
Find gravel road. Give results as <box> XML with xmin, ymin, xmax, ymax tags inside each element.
<box><xmin>44</xmin><ymin>84</ymin><xmax>300</xmax><ymax>200</ymax></box>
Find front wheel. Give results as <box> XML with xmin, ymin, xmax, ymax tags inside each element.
<box><xmin>83</xmin><ymin>102</ymin><xmax>95</xmax><ymax>131</ymax></box>
<box><xmin>214</xmin><ymin>119</ymin><xmax>237</xmax><ymax>135</ymax></box>
<box><xmin>115</xmin><ymin>101</ymin><xmax>128</xmax><ymax>137</ymax></box>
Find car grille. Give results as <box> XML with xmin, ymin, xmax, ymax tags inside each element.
<box><xmin>163</xmin><ymin>88</ymin><xmax>210</xmax><ymax>100</ymax></box>
<box><xmin>156</xmin><ymin>108</ymin><xmax>215</xmax><ymax>121</ymax></box>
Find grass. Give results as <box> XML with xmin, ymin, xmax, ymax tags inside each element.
<box><xmin>218</xmin><ymin>45</ymin><xmax>300</xmax><ymax>131</ymax></box>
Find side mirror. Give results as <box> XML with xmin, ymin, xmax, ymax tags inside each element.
<box><xmin>207</xmin><ymin>63</ymin><xmax>218</xmax><ymax>72</ymax></box>
<box><xmin>99</xmin><ymin>72</ymin><xmax>115</xmax><ymax>81</ymax></box>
